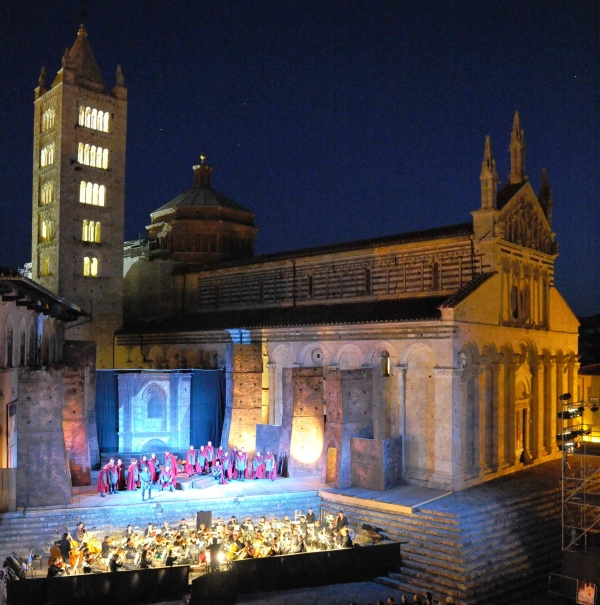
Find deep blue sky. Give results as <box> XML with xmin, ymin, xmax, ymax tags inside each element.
<box><xmin>0</xmin><ymin>1</ymin><xmax>598</xmax><ymax>315</ymax></box>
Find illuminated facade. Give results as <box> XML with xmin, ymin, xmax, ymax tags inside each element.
<box><xmin>116</xmin><ymin>113</ymin><xmax>579</xmax><ymax>491</ymax></box>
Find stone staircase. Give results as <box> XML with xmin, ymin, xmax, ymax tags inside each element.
<box><xmin>321</xmin><ymin>460</ymin><xmax>563</xmax><ymax>605</ymax></box>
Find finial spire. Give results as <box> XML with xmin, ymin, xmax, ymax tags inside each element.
<box><xmin>115</xmin><ymin>64</ymin><xmax>124</xmax><ymax>87</ymax></box>
<box><xmin>39</xmin><ymin>66</ymin><xmax>47</xmax><ymax>89</ymax></box>
<box><xmin>480</xmin><ymin>135</ymin><xmax>498</xmax><ymax>209</ymax></box>
<box><xmin>61</xmin><ymin>48</ymin><xmax>70</xmax><ymax>68</ymax></box>
<box><xmin>193</xmin><ymin>154</ymin><xmax>213</xmax><ymax>187</ymax></box>
<box><xmin>508</xmin><ymin>110</ymin><xmax>526</xmax><ymax>184</ymax></box>
<box><xmin>538</xmin><ymin>168</ymin><xmax>553</xmax><ymax>227</ymax></box>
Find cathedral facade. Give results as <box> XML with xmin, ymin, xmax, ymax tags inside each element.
<box><xmin>117</xmin><ymin>114</ymin><xmax>579</xmax><ymax>491</ymax></box>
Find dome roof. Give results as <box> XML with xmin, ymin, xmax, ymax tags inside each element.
<box><xmin>153</xmin><ymin>185</ymin><xmax>252</xmax><ymax>215</ymax></box>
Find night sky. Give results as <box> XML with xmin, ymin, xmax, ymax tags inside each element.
<box><xmin>0</xmin><ymin>1</ymin><xmax>598</xmax><ymax>315</ymax></box>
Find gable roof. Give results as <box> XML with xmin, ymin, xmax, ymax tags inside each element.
<box><xmin>440</xmin><ymin>272</ymin><xmax>496</xmax><ymax>308</ymax></box>
<box><xmin>496</xmin><ymin>181</ymin><xmax>527</xmax><ymax>210</ymax></box>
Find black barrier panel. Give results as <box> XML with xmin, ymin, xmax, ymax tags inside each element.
<box><xmin>7</xmin><ymin>565</ymin><xmax>189</xmax><ymax>605</ymax></box>
<box><xmin>190</xmin><ymin>570</ymin><xmax>237</xmax><ymax>605</ymax></box>
<box><xmin>226</xmin><ymin>542</ymin><xmax>400</xmax><ymax>595</ymax></box>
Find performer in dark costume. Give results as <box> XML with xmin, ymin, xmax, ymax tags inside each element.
<box><xmin>185</xmin><ymin>446</ymin><xmax>197</xmax><ymax>476</ymax></box>
<box><xmin>164</xmin><ymin>450</ymin><xmax>178</xmax><ymax>481</ymax></box>
<box><xmin>140</xmin><ymin>458</ymin><xmax>152</xmax><ymax>501</ymax></box>
<box><xmin>264</xmin><ymin>451</ymin><xmax>277</xmax><ymax>481</ymax></box>
<box><xmin>235</xmin><ymin>448</ymin><xmax>248</xmax><ymax>481</ymax></box>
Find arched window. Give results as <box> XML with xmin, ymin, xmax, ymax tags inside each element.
<box><xmin>86</xmin><ymin>182</ymin><xmax>92</xmax><ymax>205</ymax></box>
<box><xmin>78</xmin><ymin>143</ymin><xmax>84</xmax><ymax>163</ymax></box>
<box><xmin>40</xmin><ymin>182</ymin><xmax>53</xmax><ymax>205</ymax></box>
<box><xmin>90</xmin><ymin>145</ymin><xmax>96</xmax><ymax>167</ymax></box>
<box><xmin>83</xmin><ymin>256</ymin><xmax>90</xmax><ymax>276</ymax></box>
<box><xmin>40</xmin><ymin>256</ymin><xmax>50</xmax><ymax>277</ymax></box>
<box><xmin>97</xmin><ymin>147</ymin><xmax>104</xmax><ymax>169</ymax></box>
<box><xmin>99</xmin><ymin>185</ymin><xmax>106</xmax><ymax>207</ymax></box>
<box><xmin>40</xmin><ymin>219</ymin><xmax>52</xmax><ymax>242</ymax></box>
<box><xmin>79</xmin><ymin>106</ymin><xmax>85</xmax><ymax>126</ymax></box>
<box><xmin>47</xmin><ymin>143</ymin><xmax>54</xmax><ymax>165</ymax></box>
<box><xmin>5</xmin><ymin>324</ymin><xmax>13</xmax><ymax>368</ymax></box>
<box><xmin>84</xmin><ymin>144</ymin><xmax>90</xmax><ymax>165</ymax></box>
<box><xmin>91</xmin><ymin>108</ymin><xmax>97</xmax><ymax>130</ymax></box>
<box><xmin>41</xmin><ymin>108</ymin><xmax>55</xmax><ymax>131</ymax></box>
<box><xmin>511</xmin><ymin>286</ymin><xmax>519</xmax><ymax>319</ymax></box>
<box><xmin>28</xmin><ymin>325</ymin><xmax>36</xmax><ymax>365</ymax></box>
<box><xmin>94</xmin><ymin>222</ymin><xmax>101</xmax><ymax>243</ymax></box>
<box><xmin>80</xmin><ymin>181</ymin><xmax>86</xmax><ymax>203</ymax></box>
<box><xmin>92</xmin><ymin>183</ymin><xmax>99</xmax><ymax>205</ymax></box>
<box><xmin>90</xmin><ymin>257</ymin><xmax>99</xmax><ymax>277</ymax></box>
<box><xmin>103</xmin><ymin>112</ymin><xmax>110</xmax><ymax>132</ymax></box>
<box><xmin>85</xmin><ymin>107</ymin><xmax>91</xmax><ymax>128</ymax></box>
<box><xmin>19</xmin><ymin>329</ymin><xmax>25</xmax><ymax>367</ymax></box>
<box><xmin>102</xmin><ymin>148</ymin><xmax>109</xmax><ymax>169</ymax></box>
<box><xmin>89</xmin><ymin>221</ymin><xmax>95</xmax><ymax>242</ymax></box>
<box><xmin>82</xmin><ymin>220</ymin><xmax>89</xmax><ymax>241</ymax></box>
<box><xmin>432</xmin><ymin>262</ymin><xmax>440</xmax><ymax>290</ymax></box>
<box><xmin>146</xmin><ymin>385</ymin><xmax>166</xmax><ymax>419</ymax></box>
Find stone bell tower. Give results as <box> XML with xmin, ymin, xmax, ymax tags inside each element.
<box><xmin>31</xmin><ymin>25</ymin><xmax>127</xmax><ymax>368</ymax></box>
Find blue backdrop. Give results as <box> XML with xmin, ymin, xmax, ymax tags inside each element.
<box><xmin>95</xmin><ymin>369</ymin><xmax>225</xmax><ymax>453</ymax></box>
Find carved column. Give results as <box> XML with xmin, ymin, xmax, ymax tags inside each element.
<box><xmin>532</xmin><ymin>357</ymin><xmax>545</xmax><ymax>459</ymax></box>
<box><xmin>567</xmin><ymin>358</ymin><xmax>580</xmax><ymax>403</ymax></box>
<box><xmin>478</xmin><ymin>363</ymin><xmax>492</xmax><ymax>473</ymax></box>
<box><xmin>490</xmin><ymin>361</ymin><xmax>502</xmax><ymax>471</ymax></box>
<box><xmin>267</xmin><ymin>363</ymin><xmax>277</xmax><ymax>425</ymax></box>
<box><xmin>544</xmin><ymin>357</ymin><xmax>557</xmax><ymax>454</ymax></box>
<box><xmin>395</xmin><ymin>364</ymin><xmax>407</xmax><ymax>440</ymax></box>
<box><xmin>505</xmin><ymin>359</ymin><xmax>518</xmax><ymax>466</ymax></box>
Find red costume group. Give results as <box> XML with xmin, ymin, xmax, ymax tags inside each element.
<box><xmin>98</xmin><ymin>445</ymin><xmax>278</xmax><ymax>497</ymax></box>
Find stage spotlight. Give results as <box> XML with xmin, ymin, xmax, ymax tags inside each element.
<box><xmin>557</xmin><ymin>409</ymin><xmax>583</xmax><ymax>420</ymax></box>
<box><xmin>578</xmin><ymin>406</ymin><xmax>586</xmax><ymax>413</ymax></box>
<box><xmin>559</xmin><ymin>393</ymin><xmax>573</xmax><ymax>402</ymax></box>
<box><xmin>591</xmin><ymin>406</ymin><xmax>599</xmax><ymax>413</ymax></box>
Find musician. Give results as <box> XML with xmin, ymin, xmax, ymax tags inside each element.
<box><xmin>148</xmin><ymin>453</ymin><xmax>160</xmax><ymax>484</ymax></box>
<box><xmin>177</xmin><ymin>518</ymin><xmax>189</xmax><ymax>533</ymax></box>
<box><xmin>116</xmin><ymin>458</ymin><xmax>126</xmax><ymax>491</ymax></box>
<box><xmin>227</xmin><ymin>515</ymin><xmax>238</xmax><ymax>529</ymax></box>
<box><xmin>109</xmin><ymin>553</ymin><xmax>123</xmax><ymax>572</ymax></box>
<box><xmin>122</xmin><ymin>525</ymin><xmax>134</xmax><ymax>540</ymax></box>
<box><xmin>162</xmin><ymin>521</ymin><xmax>174</xmax><ymax>538</ymax></box>
<box><xmin>205</xmin><ymin>441</ymin><xmax>214</xmax><ymax>468</ymax></box>
<box><xmin>47</xmin><ymin>557</ymin><xmax>65</xmax><ymax>577</ymax></box>
<box><xmin>101</xmin><ymin>536</ymin><xmax>111</xmax><ymax>563</ymax></box>
<box><xmin>235</xmin><ymin>448</ymin><xmax>248</xmax><ymax>481</ymax></box>
<box><xmin>208</xmin><ymin>537</ymin><xmax>221</xmax><ymax>571</ymax></box>
<box><xmin>334</xmin><ymin>511</ymin><xmax>348</xmax><ymax>531</ymax></box>
<box><xmin>73</xmin><ymin>521</ymin><xmax>87</xmax><ymax>542</ymax></box>
<box><xmin>264</xmin><ymin>450</ymin><xmax>277</xmax><ymax>481</ymax></box>
<box><xmin>165</xmin><ymin>549</ymin><xmax>177</xmax><ymax>567</ymax></box>
<box><xmin>144</xmin><ymin>523</ymin><xmax>154</xmax><ymax>538</ymax></box>
<box><xmin>252</xmin><ymin>451</ymin><xmax>265</xmax><ymax>479</ymax></box>
<box><xmin>306</xmin><ymin>508</ymin><xmax>316</xmax><ymax>524</ymax></box>
<box><xmin>241</xmin><ymin>517</ymin><xmax>254</xmax><ymax>532</ymax></box>
<box><xmin>139</xmin><ymin>549</ymin><xmax>153</xmax><ymax>569</ymax></box>
<box><xmin>97</xmin><ymin>464</ymin><xmax>110</xmax><ymax>497</ymax></box>
<box><xmin>185</xmin><ymin>446</ymin><xmax>197</xmax><ymax>476</ymax></box>
<box><xmin>126</xmin><ymin>458</ymin><xmax>139</xmax><ymax>490</ymax></box>
<box><xmin>59</xmin><ymin>532</ymin><xmax>72</xmax><ymax>571</ymax></box>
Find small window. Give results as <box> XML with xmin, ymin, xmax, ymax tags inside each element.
<box><xmin>365</xmin><ymin>268</ymin><xmax>372</xmax><ymax>295</ymax></box>
<box><xmin>308</xmin><ymin>275</ymin><xmax>314</xmax><ymax>298</ymax></box>
<box><xmin>432</xmin><ymin>262</ymin><xmax>440</xmax><ymax>290</ymax></box>
<box><xmin>511</xmin><ymin>286</ymin><xmax>519</xmax><ymax>319</ymax></box>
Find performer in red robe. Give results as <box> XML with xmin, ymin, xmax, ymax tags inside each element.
<box><xmin>116</xmin><ymin>458</ymin><xmax>126</xmax><ymax>491</ymax></box>
<box><xmin>216</xmin><ymin>446</ymin><xmax>225</xmax><ymax>463</ymax></box>
<box><xmin>148</xmin><ymin>453</ymin><xmax>159</xmax><ymax>484</ymax></box>
<box><xmin>126</xmin><ymin>458</ymin><xmax>139</xmax><ymax>490</ymax></box>
<box><xmin>97</xmin><ymin>465</ymin><xmax>109</xmax><ymax>497</ymax></box>
<box><xmin>164</xmin><ymin>450</ymin><xmax>178</xmax><ymax>482</ymax></box>
<box><xmin>252</xmin><ymin>452</ymin><xmax>265</xmax><ymax>479</ymax></box>
<box><xmin>265</xmin><ymin>451</ymin><xmax>277</xmax><ymax>481</ymax></box>
<box><xmin>185</xmin><ymin>446</ymin><xmax>197</xmax><ymax>476</ymax></box>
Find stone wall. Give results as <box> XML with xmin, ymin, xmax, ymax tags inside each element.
<box><xmin>350</xmin><ymin>437</ymin><xmax>402</xmax><ymax>491</ymax></box>
<box><xmin>17</xmin><ymin>369</ymin><xmax>71</xmax><ymax>507</ymax></box>
<box><xmin>255</xmin><ymin>424</ymin><xmax>281</xmax><ymax>463</ymax></box>
<box><xmin>279</xmin><ymin>367</ymin><xmax>324</xmax><ymax>476</ymax></box>
<box><xmin>222</xmin><ymin>344</ymin><xmax>262</xmax><ymax>455</ymax></box>
<box><xmin>322</xmin><ymin>368</ymin><xmax>374</xmax><ymax>488</ymax></box>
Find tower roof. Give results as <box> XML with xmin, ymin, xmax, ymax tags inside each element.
<box><xmin>67</xmin><ymin>24</ymin><xmax>107</xmax><ymax>89</ymax></box>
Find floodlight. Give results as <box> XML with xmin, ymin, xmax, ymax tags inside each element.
<box><xmin>559</xmin><ymin>393</ymin><xmax>573</xmax><ymax>402</ymax></box>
